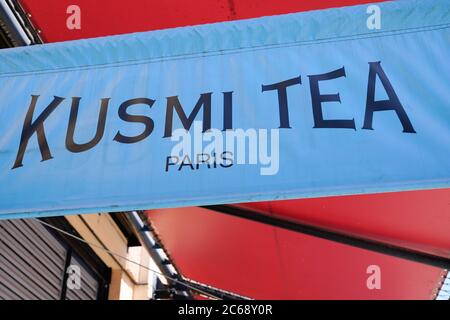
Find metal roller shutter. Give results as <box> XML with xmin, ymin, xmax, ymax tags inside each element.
<box><xmin>0</xmin><ymin>218</ymin><xmax>110</xmax><ymax>300</ymax></box>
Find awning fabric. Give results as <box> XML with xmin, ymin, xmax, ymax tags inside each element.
<box><xmin>0</xmin><ymin>0</ymin><xmax>449</xmax><ymax>219</ymax></box>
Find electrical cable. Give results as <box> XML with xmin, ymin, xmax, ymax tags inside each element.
<box><xmin>36</xmin><ymin>219</ymin><xmax>228</xmax><ymax>300</ymax></box>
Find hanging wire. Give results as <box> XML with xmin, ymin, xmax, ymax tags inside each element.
<box><xmin>36</xmin><ymin>219</ymin><xmax>225</xmax><ymax>300</ymax></box>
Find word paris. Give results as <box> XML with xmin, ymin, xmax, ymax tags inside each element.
<box><xmin>12</xmin><ymin>62</ymin><xmax>415</xmax><ymax>170</ymax></box>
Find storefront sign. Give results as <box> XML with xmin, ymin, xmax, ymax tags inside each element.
<box><xmin>0</xmin><ymin>0</ymin><xmax>449</xmax><ymax>218</ymax></box>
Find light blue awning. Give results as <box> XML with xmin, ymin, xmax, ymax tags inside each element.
<box><xmin>0</xmin><ymin>0</ymin><xmax>449</xmax><ymax>219</ymax></box>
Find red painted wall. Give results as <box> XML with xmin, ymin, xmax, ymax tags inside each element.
<box><xmin>21</xmin><ymin>0</ymin><xmax>385</xmax><ymax>42</ymax></box>
<box><xmin>147</xmin><ymin>207</ymin><xmax>445</xmax><ymax>299</ymax></box>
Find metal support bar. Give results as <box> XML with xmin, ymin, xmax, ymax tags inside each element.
<box><xmin>126</xmin><ymin>211</ymin><xmax>180</xmax><ymax>281</ymax></box>
<box><xmin>126</xmin><ymin>211</ymin><xmax>249</xmax><ymax>299</ymax></box>
<box><xmin>0</xmin><ymin>0</ymin><xmax>42</xmax><ymax>46</ymax></box>
<box><xmin>203</xmin><ymin>205</ymin><xmax>450</xmax><ymax>270</ymax></box>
